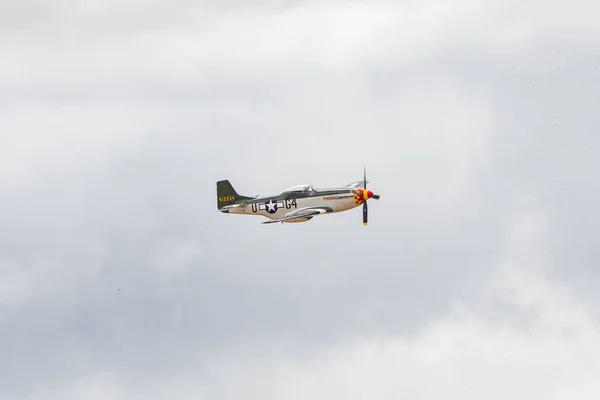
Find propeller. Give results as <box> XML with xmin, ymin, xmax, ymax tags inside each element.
<box><xmin>361</xmin><ymin>166</ymin><xmax>380</xmax><ymax>225</ymax></box>
<box><xmin>363</xmin><ymin>166</ymin><xmax>368</xmax><ymax>225</ymax></box>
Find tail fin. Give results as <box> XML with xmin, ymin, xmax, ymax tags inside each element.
<box><xmin>217</xmin><ymin>180</ymin><xmax>253</xmax><ymax>209</ymax></box>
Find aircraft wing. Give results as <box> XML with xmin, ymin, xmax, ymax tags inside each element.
<box><xmin>262</xmin><ymin>207</ymin><xmax>332</xmax><ymax>224</ymax></box>
<box><xmin>345</xmin><ymin>180</ymin><xmax>369</xmax><ymax>189</ymax></box>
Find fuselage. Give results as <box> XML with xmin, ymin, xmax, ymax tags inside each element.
<box><xmin>221</xmin><ymin>187</ymin><xmax>361</xmax><ymax>220</ymax></box>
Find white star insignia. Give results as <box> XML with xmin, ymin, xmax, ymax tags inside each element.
<box><xmin>265</xmin><ymin>200</ymin><xmax>276</xmax><ymax>212</ymax></box>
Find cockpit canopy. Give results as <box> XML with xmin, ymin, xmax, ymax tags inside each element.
<box><xmin>282</xmin><ymin>184</ymin><xmax>317</xmax><ymax>195</ymax></box>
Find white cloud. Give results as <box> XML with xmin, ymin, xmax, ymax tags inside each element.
<box><xmin>0</xmin><ymin>0</ymin><xmax>540</xmax><ymax>86</ymax></box>
<box><xmin>200</xmin><ymin>207</ymin><xmax>598</xmax><ymax>400</ymax></box>
<box><xmin>258</xmin><ymin>304</ymin><xmax>600</xmax><ymax>400</ymax></box>
<box><xmin>30</xmin><ymin>204</ymin><xmax>600</xmax><ymax>400</ymax></box>
<box><xmin>79</xmin><ymin>0</ymin><xmax>157</xmax><ymax>12</ymax></box>
<box><xmin>195</xmin><ymin>204</ymin><xmax>600</xmax><ymax>400</ymax></box>
<box><xmin>2</xmin><ymin>0</ymin><xmax>599</xmax><ymax>398</ymax></box>
<box><xmin>32</xmin><ymin>291</ymin><xmax>600</xmax><ymax>400</ymax></box>
<box><xmin>0</xmin><ymin>105</ymin><xmax>151</xmax><ymax>191</ymax></box>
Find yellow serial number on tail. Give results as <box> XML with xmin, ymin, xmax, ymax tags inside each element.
<box><xmin>219</xmin><ymin>196</ymin><xmax>235</xmax><ymax>202</ymax></box>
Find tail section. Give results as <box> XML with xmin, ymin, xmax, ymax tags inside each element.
<box><xmin>217</xmin><ymin>180</ymin><xmax>253</xmax><ymax>209</ymax></box>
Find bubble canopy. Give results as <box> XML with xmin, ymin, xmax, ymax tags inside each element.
<box><xmin>282</xmin><ymin>184</ymin><xmax>317</xmax><ymax>194</ymax></box>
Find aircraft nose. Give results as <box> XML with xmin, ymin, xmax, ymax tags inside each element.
<box><xmin>361</xmin><ymin>189</ymin><xmax>374</xmax><ymax>200</ymax></box>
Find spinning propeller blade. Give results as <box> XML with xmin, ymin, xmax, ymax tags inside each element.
<box><xmin>363</xmin><ymin>165</ymin><xmax>368</xmax><ymax>225</ymax></box>
<box><xmin>363</xmin><ymin>197</ymin><xmax>368</xmax><ymax>225</ymax></box>
<box><xmin>360</xmin><ymin>166</ymin><xmax>380</xmax><ymax>225</ymax></box>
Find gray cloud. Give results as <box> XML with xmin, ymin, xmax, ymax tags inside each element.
<box><xmin>1</xmin><ymin>0</ymin><xmax>599</xmax><ymax>398</ymax></box>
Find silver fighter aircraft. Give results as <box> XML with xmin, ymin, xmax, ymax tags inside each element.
<box><xmin>217</xmin><ymin>167</ymin><xmax>380</xmax><ymax>225</ymax></box>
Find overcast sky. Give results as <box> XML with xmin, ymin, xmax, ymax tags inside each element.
<box><xmin>1</xmin><ymin>0</ymin><xmax>600</xmax><ymax>399</ymax></box>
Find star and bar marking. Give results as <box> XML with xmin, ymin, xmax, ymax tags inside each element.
<box><xmin>260</xmin><ymin>199</ymin><xmax>285</xmax><ymax>214</ymax></box>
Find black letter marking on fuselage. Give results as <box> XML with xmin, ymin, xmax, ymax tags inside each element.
<box><xmin>251</xmin><ymin>203</ymin><xmax>258</xmax><ymax>213</ymax></box>
<box><xmin>285</xmin><ymin>199</ymin><xmax>298</xmax><ymax>209</ymax></box>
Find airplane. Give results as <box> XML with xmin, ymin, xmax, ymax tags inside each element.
<box><xmin>217</xmin><ymin>167</ymin><xmax>380</xmax><ymax>225</ymax></box>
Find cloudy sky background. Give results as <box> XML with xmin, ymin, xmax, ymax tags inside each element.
<box><xmin>1</xmin><ymin>0</ymin><xmax>599</xmax><ymax>398</ymax></box>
